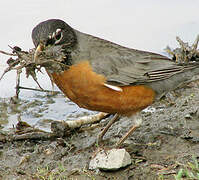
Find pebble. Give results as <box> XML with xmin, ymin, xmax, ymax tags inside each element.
<box><xmin>89</xmin><ymin>148</ymin><xmax>131</xmax><ymax>171</ymax></box>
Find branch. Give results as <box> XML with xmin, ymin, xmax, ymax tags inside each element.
<box><xmin>18</xmin><ymin>86</ymin><xmax>60</xmax><ymax>94</ymax></box>
<box><xmin>0</xmin><ymin>50</ymin><xmax>16</xmax><ymax>56</ymax></box>
<box><xmin>0</xmin><ymin>113</ymin><xmax>109</xmax><ymax>142</ymax></box>
<box><xmin>165</xmin><ymin>35</ymin><xmax>199</xmax><ymax>62</ymax></box>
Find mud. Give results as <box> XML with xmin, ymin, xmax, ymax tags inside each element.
<box><xmin>1</xmin><ymin>81</ymin><xmax>199</xmax><ymax>179</ymax></box>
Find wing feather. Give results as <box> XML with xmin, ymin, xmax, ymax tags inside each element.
<box><xmin>74</xmin><ymin>31</ymin><xmax>199</xmax><ymax>86</ymax></box>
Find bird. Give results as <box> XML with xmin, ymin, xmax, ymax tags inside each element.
<box><xmin>32</xmin><ymin>19</ymin><xmax>199</xmax><ymax>147</ymax></box>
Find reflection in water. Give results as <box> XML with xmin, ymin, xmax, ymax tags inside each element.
<box><xmin>0</xmin><ymin>0</ymin><xmax>199</xmax><ymax>130</ymax></box>
<box><xmin>1</xmin><ymin>93</ymin><xmax>95</xmax><ymax>131</ymax></box>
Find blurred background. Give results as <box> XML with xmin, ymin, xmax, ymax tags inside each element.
<box><xmin>0</xmin><ymin>0</ymin><xmax>199</xmax><ymax>97</ymax></box>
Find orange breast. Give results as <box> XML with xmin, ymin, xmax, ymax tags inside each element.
<box><xmin>49</xmin><ymin>61</ymin><xmax>155</xmax><ymax>116</ymax></box>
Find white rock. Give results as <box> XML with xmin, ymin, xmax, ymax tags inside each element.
<box><xmin>89</xmin><ymin>148</ymin><xmax>131</xmax><ymax>170</ymax></box>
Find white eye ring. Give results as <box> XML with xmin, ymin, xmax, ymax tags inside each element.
<box><xmin>53</xmin><ymin>28</ymin><xmax>63</xmax><ymax>44</ymax></box>
<box><xmin>56</xmin><ymin>28</ymin><xmax>62</xmax><ymax>34</ymax></box>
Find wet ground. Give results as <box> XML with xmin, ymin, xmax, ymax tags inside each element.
<box><xmin>1</xmin><ymin>80</ymin><xmax>199</xmax><ymax>180</ymax></box>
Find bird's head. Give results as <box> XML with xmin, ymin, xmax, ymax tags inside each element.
<box><xmin>32</xmin><ymin>19</ymin><xmax>76</xmax><ymax>64</ymax></box>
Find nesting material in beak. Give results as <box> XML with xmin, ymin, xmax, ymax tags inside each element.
<box><xmin>34</xmin><ymin>42</ymin><xmax>45</xmax><ymax>63</ymax></box>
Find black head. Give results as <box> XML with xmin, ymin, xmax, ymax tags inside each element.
<box><xmin>32</xmin><ymin>19</ymin><xmax>77</xmax><ymax>48</ymax></box>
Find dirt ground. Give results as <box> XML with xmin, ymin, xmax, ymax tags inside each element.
<box><xmin>1</xmin><ymin>80</ymin><xmax>199</xmax><ymax>180</ymax></box>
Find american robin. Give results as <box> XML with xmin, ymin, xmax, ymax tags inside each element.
<box><xmin>32</xmin><ymin>19</ymin><xmax>199</xmax><ymax>147</ymax></box>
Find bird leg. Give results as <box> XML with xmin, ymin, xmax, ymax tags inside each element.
<box><xmin>116</xmin><ymin>113</ymin><xmax>143</xmax><ymax>148</ymax></box>
<box><xmin>115</xmin><ymin>125</ymin><xmax>138</xmax><ymax>148</ymax></box>
<box><xmin>96</xmin><ymin>114</ymin><xmax>120</xmax><ymax>144</ymax></box>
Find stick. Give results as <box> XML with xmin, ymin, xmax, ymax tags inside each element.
<box><xmin>65</xmin><ymin>112</ymin><xmax>109</xmax><ymax>129</ymax></box>
<box><xmin>0</xmin><ymin>113</ymin><xmax>109</xmax><ymax>142</ymax></box>
<box><xmin>13</xmin><ymin>132</ymin><xmax>56</xmax><ymax>141</ymax></box>
<box><xmin>51</xmin><ymin>112</ymin><xmax>109</xmax><ymax>137</ymax></box>
<box><xmin>16</xmin><ymin>69</ymin><xmax>21</xmax><ymax>98</ymax></box>
<box><xmin>18</xmin><ymin>86</ymin><xmax>61</xmax><ymax>94</ymax></box>
<box><xmin>0</xmin><ymin>50</ymin><xmax>16</xmax><ymax>56</ymax></box>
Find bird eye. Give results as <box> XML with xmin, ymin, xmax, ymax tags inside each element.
<box><xmin>54</xmin><ymin>28</ymin><xmax>63</xmax><ymax>44</ymax></box>
<box><xmin>55</xmin><ymin>33</ymin><xmax>61</xmax><ymax>40</ymax></box>
<box><xmin>46</xmin><ymin>29</ymin><xmax>63</xmax><ymax>46</ymax></box>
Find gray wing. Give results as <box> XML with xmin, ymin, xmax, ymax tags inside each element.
<box><xmin>74</xmin><ymin>30</ymin><xmax>196</xmax><ymax>86</ymax></box>
<box><xmin>89</xmin><ymin>44</ymin><xmax>187</xmax><ymax>86</ymax></box>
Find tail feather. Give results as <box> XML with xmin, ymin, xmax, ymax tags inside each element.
<box><xmin>147</xmin><ymin>62</ymin><xmax>199</xmax><ymax>99</ymax></box>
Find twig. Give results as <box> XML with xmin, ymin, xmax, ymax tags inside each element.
<box><xmin>165</xmin><ymin>35</ymin><xmax>199</xmax><ymax>63</ymax></box>
<box><xmin>0</xmin><ymin>50</ymin><xmax>16</xmax><ymax>56</ymax></box>
<box><xmin>0</xmin><ymin>113</ymin><xmax>109</xmax><ymax>142</ymax></box>
<box><xmin>51</xmin><ymin>112</ymin><xmax>109</xmax><ymax>137</ymax></box>
<box><xmin>0</xmin><ymin>59</ymin><xmax>20</xmax><ymax>81</ymax></box>
<box><xmin>31</xmin><ymin>76</ymin><xmax>44</xmax><ymax>90</ymax></box>
<box><xmin>13</xmin><ymin>132</ymin><xmax>57</xmax><ymax>141</ymax></box>
<box><xmin>18</xmin><ymin>86</ymin><xmax>61</xmax><ymax>94</ymax></box>
<box><xmin>16</xmin><ymin>69</ymin><xmax>21</xmax><ymax>98</ymax></box>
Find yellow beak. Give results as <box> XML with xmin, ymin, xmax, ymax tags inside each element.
<box><xmin>34</xmin><ymin>42</ymin><xmax>45</xmax><ymax>63</ymax></box>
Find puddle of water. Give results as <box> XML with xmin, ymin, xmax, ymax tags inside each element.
<box><xmin>1</xmin><ymin>92</ymin><xmax>95</xmax><ymax>132</ymax></box>
<box><xmin>0</xmin><ymin>0</ymin><xmax>199</xmax><ymax>131</ymax></box>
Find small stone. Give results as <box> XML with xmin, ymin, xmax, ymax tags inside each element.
<box><xmin>185</xmin><ymin>113</ymin><xmax>192</xmax><ymax>119</ymax></box>
<box><xmin>89</xmin><ymin>148</ymin><xmax>131</xmax><ymax>171</ymax></box>
<box><xmin>44</xmin><ymin>148</ymin><xmax>54</xmax><ymax>155</ymax></box>
<box><xmin>19</xmin><ymin>154</ymin><xmax>30</xmax><ymax>165</ymax></box>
